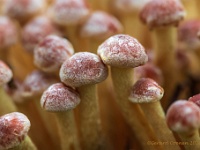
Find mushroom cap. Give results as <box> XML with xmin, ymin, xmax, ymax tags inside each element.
<box><xmin>79</xmin><ymin>11</ymin><xmax>123</xmax><ymax>40</ymax></box>
<box><xmin>41</xmin><ymin>83</ymin><xmax>80</xmax><ymax>112</ymax></box>
<box><xmin>0</xmin><ymin>60</ymin><xmax>13</xmax><ymax>86</ymax></box>
<box><xmin>34</xmin><ymin>35</ymin><xmax>74</xmax><ymax>73</ymax></box>
<box><xmin>166</xmin><ymin>100</ymin><xmax>200</xmax><ymax>134</ymax></box>
<box><xmin>188</xmin><ymin>94</ymin><xmax>200</xmax><ymax>108</ymax></box>
<box><xmin>49</xmin><ymin>0</ymin><xmax>90</xmax><ymax>26</ymax></box>
<box><xmin>139</xmin><ymin>0</ymin><xmax>186</xmax><ymax>29</ymax></box>
<box><xmin>97</xmin><ymin>34</ymin><xmax>148</xmax><ymax>68</ymax></box>
<box><xmin>0</xmin><ymin>16</ymin><xmax>17</xmax><ymax>49</ymax></box>
<box><xmin>3</xmin><ymin>0</ymin><xmax>45</xmax><ymax>19</ymax></box>
<box><xmin>22</xmin><ymin>15</ymin><xmax>60</xmax><ymax>53</ymax></box>
<box><xmin>60</xmin><ymin>52</ymin><xmax>108</xmax><ymax>87</ymax></box>
<box><xmin>129</xmin><ymin>78</ymin><xmax>164</xmax><ymax>103</ymax></box>
<box><xmin>21</xmin><ymin>70</ymin><xmax>58</xmax><ymax>99</ymax></box>
<box><xmin>0</xmin><ymin>112</ymin><xmax>30</xmax><ymax>150</ymax></box>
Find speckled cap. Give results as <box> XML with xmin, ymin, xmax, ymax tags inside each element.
<box><xmin>0</xmin><ymin>60</ymin><xmax>13</xmax><ymax>86</ymax></box>
<box><xmin>129</xmin><ymin>78</ymin><xmax>164</xmax><ymax>103</ymax></box>
<box><xmin>41</xmin><ymin>83</ymin><xmax>80</xmax><ymax>112</ymax></box>
<box><xmin>60</xmin><ymin>52</ymin><xmax>108</xmax><ymax>87</ymax></box>
<box><xmin>140</xmin><ymin>0</ymin><xmax>186</xmax><ymax>29</ymax></box>
<box><xmin>188</xmin><ymin>94</ymin><xmax>200</xmax><ymax>108</ymax></box>
<box><xmin>0</xmin><ymin>112</ymin><xmax>30</xmax><ymax>150</ymax></box>
<box><xmin>97</xmin><ymin>34</ymin><xmax>148</xmax><ymax>68</ymax></box>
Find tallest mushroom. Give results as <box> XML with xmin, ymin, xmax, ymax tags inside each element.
<box><xmin>140</xmin><ymin>0</ymin><xmax>186</xmax><ymax>109</ymax></box>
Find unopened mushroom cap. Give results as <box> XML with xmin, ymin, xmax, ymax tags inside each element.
<box><xmin>34</xmin><ymin>35</ymin><xmax>74</xmax><ymax>73</ymax></box>
<box><xmin>97</xmin><ymin>34</ymin><xmax>148</xmax><ymax>68</ymax></box>
<box><xmin>129</xmin><ymin>78</ymin><xmax>164</xmax><ymax>103</ymax></box>
<box><xmin>80</xmin><ymin>11</ymin><xmax>123</xmax><ymax>40</ymax></box>
<box><xmin>41</xmin><ymin>83</ymin><xmax>80</xmax><ymax>112</ymax></box>
<box><xmin>188</xmin><ymin>94</ymin><xmax>200</xmax><ymax>108</ymax></box>
<box><xmin>49</xmin><ymin>0</ymin><xmax>90</xmax><ymax>26</ymax></box>
<box><xmin>0</xmin><ymin>60</ymin><xmax>13</xmax><ymax>86</ymax></box>
<box><xmin>22</xmin><ymin>15</ymin><xmax>60</xmax><ymax>53</ymax></box>
<box><xmin>60</xmin><ymin>52</ymin><xmax>108</xmax><ymax>87</ymax></box>
<box><xmin>0</xmin><ymin>16</ymin><xmax>17</xmax><ymax>49</ymax></box>
<box><xmin>166</xmin><ymin>100</ymin><xmax>200</xmax><ymax>134</ymax></box>
<box><xmin>0</xmin><ymin>112</ymin><xmax>30</xmax><ymax>150</ymax></box>
<box><xmin>139</xmin><ymin>0</ymin><xmax>186</xmax><ymax>29</ymax></box>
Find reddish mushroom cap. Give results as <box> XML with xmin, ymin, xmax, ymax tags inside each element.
<box><xmin>0</xmin><ymin>16</ymin><xmax>17</xmax><ymax>49</ymax></box>
<box><xmin>188</xmin><ymin>94</ymin><xmax>200</xmax><ymax>108</ymax></box>
<box><xmin>166</xmin><ymin>100</ymin><xmax>200</xmax><ymax>134</ymax></box>
<box><xmin>139</xmin><ymin>0</ymin><xmax>186</xmax><ymax>29</ymax></box>
<box><xmin>0</xmin><ymin>60</ymin><xmax>13</xmax><ymax>86</ymax></box>
<box><xmin>79</xmin><ymin>11</ymin><xmax>123</xmax><ymax>40</ymax></box>
<box><xmin>41</xmin><ymin>83</ymin><xmax>80</xmax><ymax>112</ymax></box>
<box><xmin>0</xmin><ymin>112</ymin><xmax>30</xmax><ymax>150</ymax></box>
<box><xmin>22</xmin><ymin>15</ymin><xmax>60</xmax><ymax>53</ymax></box>
<box><xmin>129</xmin><ymin>78</ymin><xmax>164</xmax><ymax>103</ymax></box>
<box><xmin>49</xmin><ymin>0</ymin><xmax>90</xmax><ymax>26</ymax></box>
<box><xmin>3</xmin><ymin>0</ymin><xmax>46</xmax><ymax>20</ymax></box>
<box><xmin>34</xmin><ymin>35</ymin><xmax>74</xmax><ymax>72</ymax></box>
<box><xmin>60</xmin><ymin>52</ymin><xmax>108</xmax><ymax>87</ymax></box>
<box><xmin>97</xmin><ymin>34</ymin><xmax>148</xmax><ymax>68</ymax></box>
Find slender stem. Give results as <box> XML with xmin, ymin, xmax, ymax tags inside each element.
<box><xmin>56</xmin><ymin>111</ymin><xmax>80</xmax><ymax>150</ymax></box>
<box><xmin>111</xmin><ymin>67</ymin><xmax>163</xmax><ymax>150</ymax></box>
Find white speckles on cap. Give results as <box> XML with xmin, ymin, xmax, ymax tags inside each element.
<box><xmin>0</xmin><ymin>60</ymin><xmax>13</xmax><ymax>86</ymax></box>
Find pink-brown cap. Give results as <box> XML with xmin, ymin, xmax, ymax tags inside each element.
<box><xmin>0</xmin><ymin>16</ymin><xmax>17</xmax><ymax>49</ymax></box>
<box><xmin>178</xmin><ymin>19</ymin><xmax>200</xmax><ymax>50</ymax></box>
<box><xmin>22</xmin><ymin>15</ymin><xmax>60</xmax><ymax>54</ymax></box>
<box><xmin>41</xmin><ymin>83</ymin><xmax>80</xmax><ymax>112</ymax></box>
<box><xmin>134</xmin><ymin>63</ymin><xmax>163</xmax><ymax>85</ymax></box>
<box><xmin>60</xmin><ymin>52</ymin><xmax>108</xmax><ymax>87</ymax></box>
<box><xmin>79</xmin><ymin>11</ymin><xmax>123</xmax><ymax>40</ymax></box>
<box><xmin>139</xmin><ymin>0</ymin><xmax>186</xmax><ymax>29</ymax></box>
<box><xmin>3</xmin><ymin>0</ymin><xmax>46</xmax><ymax>20</ymax></box>
<box><xmin>0</xmin><ymin>60</ymin><xmax>13</xmax><ymax>86</ymax></box>
<box><xmin>49</xmin><ymin>0</ymin><xmax>90</xmax><ymax>26</ymax></box>
<box><xmin>129</xmin><ymin>78</ymin><xmax>164</xmax><ymax>103</ymax></box>
<box><xmin>21</xmin><ymin>70</ymin><xmax>58</xmax><ymax>99</ymax></box>
<box><xmin>166</xmin><ymin>100</ymin><xmax>200</xmax><ymax>134</ymax></box>
<box><xmin>34</xmin><ymin>35</ymin><xmax>74</xmax><ymax>73</ymax></box>
<box><xmin>188</xmin><ymin>94</ymin><xmax>200</xmax><ymax>108</ymax></box>
<box><xmin>97</xmin><ymin>34</ymin><xmax>148</xmax><ymax>68</ymax></box>
<box><xmin>0</xmin><ymin>112</ymin><xmax>30</xmax><ymax>150</ymax></box>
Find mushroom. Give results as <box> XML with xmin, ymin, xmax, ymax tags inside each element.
<box><xmin>166</xmin><ymin>100</ymin><xmax>200</xmax><ymax>150</ymax></box>
<box><xmin>60</xmin><ymin>52</ymin><xmax>108</xmax><ymax>150</ymax></box>
<box><xmin>97</xmin><ymin>34</ymin><xmax>161</xmax><ymax>149</ymax></box>
<box><xmin>41</xmin><ymin>83</ymin><xmax>81</xmax><ymax>150</ymax></box>
<box><xmin>129</xmin><ymin>78</ymin><xmax>180</xmax><ymax>149</ymax></box>
<box><xmin>140</xmin><ymin>0</ymin><xmax>186</xmax><ymax>109</ymax></box>
<box><xmin>0</xmin><ymin>112</ymin><xmax>36</xmax><ymax>150</ymax></box>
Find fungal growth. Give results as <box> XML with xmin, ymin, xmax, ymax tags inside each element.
<box><xmin>0</xmin><ymin>60</ymin><xmax>13</xmax><ymax>86</ymax></box>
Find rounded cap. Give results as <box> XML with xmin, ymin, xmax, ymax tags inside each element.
<box><xmin>79</xmin><ymin>11</ymin><xmax>123</xmax><ymax>40</ymax></box>
<box><xmin>188</xmin><ymin>94</ymin><xmax>200</xmax><ymax>108</ymax></box>
<box><xmin>0</xmin><ymin>16</ymin><xmax>17</xmax><ymax>49</ymax></box>
<box><xmin>139</xmin><ymin>0</ymin><xmax>186</xmax><ymax>29</ymax></box>
<box><xmin>129</xmin><ymin>78</ymin><xmax>164</xmax><ymax>103</ymax></box>
<box><xmin>49</xmin><ymin>0</ymin><xmax>90</xmax><ymax>26</ymax></box>
<box><xmin>22</xmin><ymin>70</ymin><xmax>58</xmax><ymax>99</ymax></box>
<box><xmin>60</xmin><ymin>52</ymin><xmax>108</xmax><ymax>87</ymax></box>
<box><xmin>0</xmin><ymin>112</ymin><xmax>30</xmax><ymax>150</ymax></box>
<box><xmin>3</xmin><ymin>0</ymin><xmax>46</xmax><ymax>20</ymax></box>
<box><xmin>34</xmin><ymin>35</ymin><xmax>74</xmax><ymax>72</ymax></box>
<box><xmin>41</xmin><ymin>83</ymin><xmax>80</xmax><ymax>112</ymax></box>
<box><xmin>0</xmin><ymin>60</ymin><xmax>13</xmax><ymax>86</ymax></box>
<box><xmin>97</xmin><ymin>34</ymin><xmax>148</xmax><ymax>68</ymax></box>
<box><xmin>22</xmin><ymin>15</ymin><xmax>60</xmax><ymax>53</ymax></box>
<box><xmin>166</xmin><ymin>100</ymin><xmax>200</xmax><ymax>134</ymax></box>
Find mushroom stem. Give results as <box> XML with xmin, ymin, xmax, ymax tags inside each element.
<box><xmin>65</xmin><ymin>26</ymin><xmax>79</xmax><ymax>52</ymax></box>
<box><xmin>110</xmin><ymin>67</ymin><xmax>162</xmax><ymax>149</ymax></box>
<box><xmin>56</xmin><ymin>112</ymin><xmax>80</xmax><ymax>150</ymax></box>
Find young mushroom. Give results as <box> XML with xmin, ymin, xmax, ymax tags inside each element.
<box><xmin>60</xmin><ymin>52</ymin><xmax>108</xmax><ymax>150</ymax></box>
<box><xmin>129</xmin><ymin>78</ymin><xmax>180</xmax><ymax>149</ymax></box>
<box><xmin>41</xmin><ymin>83</ymin><xmax>81</xmax><ymax>150</ymax></box>
<box><xmin>0</xmin><ymin>112</ymin><xmax>36</xmax><ymax>150</ymax></box>
<box><xmin>97</xmin><ymin>34</ymin><xmax>161</xmax><ymax>149</ymax></box>
<box><xmin>166</xmin><ymin>100</ymin><xmax>200</xmax><ymax>150</ymax></box>
<box><xmin>140</xmin><ymin>0</ymin><xmax>186</xmax><ymax>109</ymax></box>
